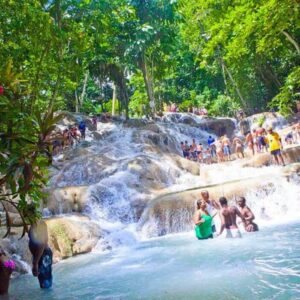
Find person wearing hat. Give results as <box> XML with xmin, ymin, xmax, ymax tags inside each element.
<box><xmin>266</xmin><ymin>126</ymin><xmax>285</xmax><ymax>166</ymax></box>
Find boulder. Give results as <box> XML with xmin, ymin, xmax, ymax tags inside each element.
<box><xmin>138</xmin><ymin>176</ymin><xmax>276</xmax><ymax>237</ymax></box>
<box><xmin>198</xmin><ymin>118</ymin><xmax>236</xmax><ymax>138</ymax></box>
<box><xmin>242</xmin><ymin>145</ymin><xmax>300</xmax><ymax>167</ymax></box>
<box><xmin>0</xmin><ymin>215</ymin><xmax>103</xmax><ymax>275</ymax></box>
<box><xmin>46</xmin><ymin>186</ymin><xmax>89</xmax><ymax>214</ymax></box>
<box><xmin>46</xmin><ymin>215</ymin><xmax>102</xmax><ymax>262</ymax></box>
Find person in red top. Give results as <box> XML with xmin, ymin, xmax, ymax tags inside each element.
<box><xmin>0</xmin><ymin>248</ymin><xmax>15</xmax><ymax>295</ymax></box>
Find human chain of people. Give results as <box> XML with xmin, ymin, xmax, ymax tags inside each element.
<box><xmin>180</xmin><ymin>122</ymin><xmax>300</xmax><ymax>166</ymax></box>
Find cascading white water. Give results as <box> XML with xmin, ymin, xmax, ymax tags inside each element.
<box><xmin>49</xmin><ymin>113</ymin><xmax>299</xmax><ymax>247</ymax></box>
<box><xmin>12</xmin><ymin>113</ymin><xmax>300</xmax><ymax>299</ymax></box>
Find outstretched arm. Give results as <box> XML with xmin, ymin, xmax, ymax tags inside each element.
<box><xmin>244</xmin><ymin>207</ymin><xmax>255</xmax><ymax>222</ymax></box>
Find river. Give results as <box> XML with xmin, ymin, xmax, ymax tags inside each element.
<box><xmin>11</xmin><ymin>222</ymin><xmax>300</xmax><ymax>299</ymax></box>
<box><xmin>8</xmin><ymin>113</ymin><xmax>300</xmax><ymax>299</ymax></box>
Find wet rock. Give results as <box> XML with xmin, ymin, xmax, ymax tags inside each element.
<box><xmin>46</xmin><ymin>215</ymin><xmax>102</xmax><ymax>262</ymax></box>
<box><xmin>199</xmin><ymin>118</ymin><xmax>236</xmax><ymax>138</ymax></box>
<box><xmin>173</xmin><ymin>155</ymin><xmax>200</xmax><ymax>176</ymax></box>
<box><xmin>242</xmin><ymin>145</ymin><xmax>300</xmax><ymax>167</ymax></box>
<box><xmin>245</xmin><ymin>112</ymin><xmax>287</xmax><ymax>130</ymax></box>
<box><xmin>138</xmin><ymin>176</ymin><xmax>276</xmax><ymax>237</ymax></box>
<box><xmin>46</xmin><ymin>186</ymin><xmax>89</xmax><ymax>214</ymax></box>
<box><xmin>124</xmin><ymin>118</ymin><xmax>153</xmax><ymax>128</ymax></box>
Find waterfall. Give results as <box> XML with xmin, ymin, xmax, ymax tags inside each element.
<box><xmin>49</xmin><ymin>113</ymin><xmax>299</xmax><ymax>248</ymax></box>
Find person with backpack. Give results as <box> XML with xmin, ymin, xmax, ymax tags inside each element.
<box><xmin>78</xmin><ymin>121</ymin><xmax>86</xmax><ymax>140</ymax></box>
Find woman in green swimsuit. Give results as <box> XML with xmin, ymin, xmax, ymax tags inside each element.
<box><xmin>193</xmin><ymin>199</ymin><xmax>214</xmax><ymax>240</ymax></box>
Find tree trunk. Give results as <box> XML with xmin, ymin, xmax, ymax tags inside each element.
<box><xmin>221</xmin><ymin>58</ymin><xmax>247</xmax><ymax>108</ymax></box>
<box><xmin>220</xmin><ymin>59</ymin><xmax>229</xmax><ymax>95</ymax></box>
<box><xmin>112</xmin><ymin>82</ymin><xmax>117</xmax><ymax>116</ymax></box>
<box><xmin>75</xmin><ymin>90</ymin><xmax>79</xmax><ymax>113</ymax></box>
<box><xmin>139</xmin><ymin>54</ymin><xmax>156</xmax><ymax>117</ymax></box>
<box><xmin>77</xmin><ymin>71</ymin><xmax>89</xmax><ymax>113</ymax></box>
<box><xmin>282</xmin><ymin>30</ymin><xmax>300</xmax><ymax>55</ymax></box>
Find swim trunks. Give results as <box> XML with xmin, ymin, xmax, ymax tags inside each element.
<box><xmin>223</xmin><ymin>145</ymin><xmax>231</xmax><ymax>155</ymax></box>
<box><xmin>37</xmin><ymin>247</ymin><xmax>53</xmax><ymax>289</ymax></box>
<box><xmin>271</xmin><ymin>149</ymin><xmax>281</xmax><ymax>156</ymax></box>
<box><xmin>221</xmin><ymin>228</ymin><xmax>242</xmax><ymax>238</ymax></box>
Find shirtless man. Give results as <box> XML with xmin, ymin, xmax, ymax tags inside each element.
<box><xmin>218</xmin><ymin>197</ymin><xmax>244</xmax><ymax>238</ymax></box>
<box><xmin>222</xmin><ymin>135</ymin><xmax>231</xmax><ymax>161</ymax></box>
<box><xmin>216</xmin><ymin>139</ymin><xmax>224</xmax><ymax>163</ymax></box>
<box><xmin>232</xmin><ymin>136</ymin><xmax>244</xmax><ymax>159</ymax></box>
<box><xmin>200</xmin><ymin>190</ymin><xmax>220</xmax><ymax>233</ymax></box>
<box><xmin>196</xmin><ymin>143</ymin><xmax>203</xmax><ymax>162</ymax></box>
<box><xmin>245</xmin><ymin>131</ymin><xmax>255</xmax><ymax>156</ymax></box>
<box><xmin>237</xmin><ymin>197</ymin><xmax>258</xmax><ymax>232</ymax></box>
<box><xmin>191</xmin><ymin>139</ymin><xmax>197</xmax><ymax>160</ymax></box>
<box><xmin>252</xmin><ymin>129</ymin><xmax>259</xmax><ymax>153</ymax></box>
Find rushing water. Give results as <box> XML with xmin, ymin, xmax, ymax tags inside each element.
<box><xmin>10</xmin><ymin>113</ymin><xmax>300</xmax><ymax>299</ymax></box>
<box><xmin>11</xmin><ymin>222</ymin><xmax>300</xmax><ymax>299</ymax></box>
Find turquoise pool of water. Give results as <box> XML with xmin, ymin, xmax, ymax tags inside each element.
<box><xmin>11</xmin><ymin>222</ymin><xmax>300</xmax><ymax>300</ymax></box>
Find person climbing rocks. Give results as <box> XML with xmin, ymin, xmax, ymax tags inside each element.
<box><xmin>79</xmin><ymin>121</ymin><xmax>86</xmax><ymax>140</ymax></box>
<box><xmin>245</xmin><ymin>131</ymin><xmax>255</xmax><ymax>156</ymax></box>
<box><xmin>232</xmin><ymin>136</ymin><xmax>244</xmax><ymax>159</ymax></box>
<box><xmin>218</xmin><ymin>197</ymin><xmax>244</xmax><ymax>238</ymax></box>
<box><xmin>0</xmin><ymin>247</ymin><xmax>15</xmax><ymax>295</ymax></box>
<box><xmin>216</xmin><ymin>139</ymin><xmax>224</xmax><ymax>163</ymax></box>
<box><xmin>184</xmin><ymin>141</ymin><xmax>190</xmax><ymax>160</ymax></box>
<box><xmin>265</xmin><ymin>126</ymin><xmax>285</xmax><ymax>166</ymax></box>
<box><xmin>237</xmin><ymin>197</ymin><xmax>258</xmax><ymax>232</ymax></box>
<box><xmin>25</xmin><ymin>204</ymin><xmax>53</xmax><ymax>289</ymax></box>
<box><xmin>193</xmin><ymin>200</ymin><xmax>214</xmax><ymax>240</ymax></box>
<box><xmin>222</xmin><ymin>135</ymin><xmax>231</xmax><ymax>161</ymax></box>
<box><xmin>196</xmin><ymin>143</ymin><xmax>203</xmax><ymax>162</ymax></box>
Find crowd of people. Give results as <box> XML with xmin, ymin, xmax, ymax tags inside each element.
<box><xmin>193</xmin><ymin>191</ymin><xmax>258</xmax><ymax>240</ymax></box>
<box><xmin>181</xmin><ymin>122</ymin><xmax>300</xmax><ymax>166</ymax></box>
<box><xmin>51</xmin><ymin>120</ymin><xmax>87</xmax><ymax>156</ymax></box>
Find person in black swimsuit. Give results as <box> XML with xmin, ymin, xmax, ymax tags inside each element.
<box><xmin>26</xmin><ymin>204</ymin><xmax>53</xmax><ymax>289</ymax></box>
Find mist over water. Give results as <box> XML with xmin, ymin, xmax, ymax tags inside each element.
<box><xmin>12</xmin><ymin>114</ymin><xmax>300</xmax><ymax>299</ymax></box>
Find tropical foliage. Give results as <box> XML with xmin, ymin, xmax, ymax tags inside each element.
<box><xmin>0</xmin><ymin>0</ymin><xmax>299</xmax><ymax>227</ymax></box>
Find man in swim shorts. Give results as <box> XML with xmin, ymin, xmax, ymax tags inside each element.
<box><xmin>218</xmin><ymin>197</ymin><xmax>244</xmax><ymax>238</ymax></box>
<box><xmin>25</xmin><ymin>204</ymin><xmax>53</xmax><ymax>289</ymax></box>
<box><xmin>265</xmin><ymin>127</ymin><xmax>285</xmax><ymax>166</ymax></box>
<box><xmin>237</xmin><ymin>197</ymin><xmax>258</xmax><ymax>232</ymax></box>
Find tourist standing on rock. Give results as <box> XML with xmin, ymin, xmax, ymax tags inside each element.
<box><xmin>222</xmin><ymin>135</ymin><xmax>231</xmax><ymax>161</ymax></box>
<box><xmin>237</xmin><ymin>197</ymin><xmax>258</xmax><ymax>232</ymax></box>
<box><xmin>193</xmin><ymin>200</ymin><xmax>214</xmax><ymax>240</ymax></box>
<box><xmin>216</xmin><ymin>139</ymin><xmax>224</xmax><ymax>163</ymax></box>
<box><xmin>207</xmin><ymin>135</ymin><xmax>216</xmax><ymax>158</ymax></box>
<box><xmin>196</xmin><ymin>143</ymin><xmax>203</xmax><ymax>162</ymax></box>
<box><xmin>79</xmin><ymin>121</ymin><xmax>86</xmax><ymax>140</ymax></box>
<box><xmin>200</xmin><ymin>190</ymin><xmax>219</xmax><ymax>233</ymax></box>
<box><xmin>245</xmin><ymin>131</ymin><xmax>255</xmax><ymax>156</ymax></box>
<box><xmin>25</xmin><ymin>204</ymin><xmax>53</xmax><ymax>289</ymax></box>
<box><xmin>252</xmin><ymin>129</ymin><xmax>259</xmax><ymax>153</ymax></box>
<box><xmin>266</xmin><ymin>127</ymin><xmax>285</xmax><ymax>166</ymax></box>
<box><xmin>232</xmin><ymin>136</ymin><xmax>244</xmax><ymax>159</ymax></box>
<box><xmin>184</xmin><ymin>141</ymin><xmax>190</xmax><ymax>159</ymax></box>
<box><xmin>218</xmin><ymin>197</ymin><xmax>244</xmax><ymax>238</ymax></box>
<box><xmin>191</xmin><ymin>139</ymin><xmax>197</xmax><ymax>160</ymax></box>
<box><xmin>0</xmin><ymin>247</ymin><xmax>15</xmax><ymax>295</ymax></box>
<box><xmin>92</xmin><ymin>116</ymin><xmax>97</xmax><ymax>130</ymax></box>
